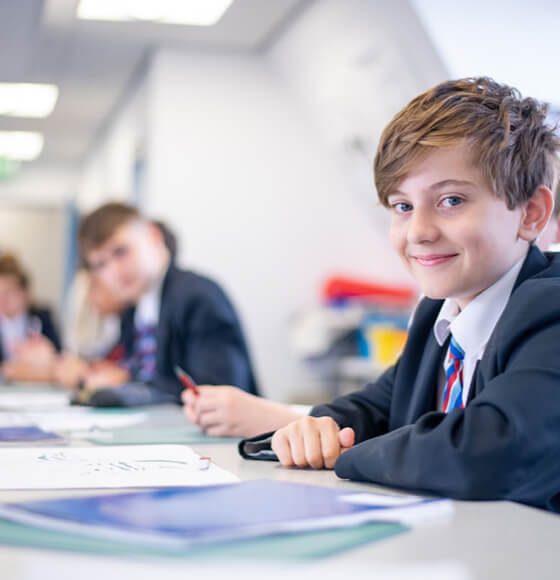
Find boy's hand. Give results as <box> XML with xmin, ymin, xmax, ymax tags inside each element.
<box><xmin>83</xmin><ymin>362</ymin><xmax>130</xmax><ymax>390</ymax></box>
<box><xmin>12</xmin><ymin>335</ymin><xmax>56</xmax><ymax>368</ymax></box>
<box><xmin>52</xmin><ymin>353</ymin><xmax>89</xmax><ymax>389</ymax></box>
<box><xmin>271</xmin><ymin>416</ymin><xmax>355</xmax><ymax>469</ymax></box>
<box><xmin>182</xmin><ymin>386</ymin><xmax>303</xmax><ymax>438</ymax></box>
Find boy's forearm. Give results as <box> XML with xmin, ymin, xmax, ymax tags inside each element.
<box><xmin>333</xmin><ymin>376</ymin><xmax>560</xmax><ymax>510</ymax></box>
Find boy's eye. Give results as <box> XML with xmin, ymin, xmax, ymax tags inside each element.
<box><xmin>440</xmin><ymin>196</ymin><xmax>463</xmax><ymax>208</ymax></box>
<box><xmin>392</xmin><ymin>202</ymin><xmax>413</xmax><ymax>214</ymax></box>
<box><xmin>112</xmin><ymin>245</ymin><xmax>129</xmax><ymax>259</ymax></box>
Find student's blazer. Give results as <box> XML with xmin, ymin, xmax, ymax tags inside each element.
<box><xmin>119</xmin><ymin>264</ymin><xmax>259</xmax><ymax>402</ymax></box>
<box><xmin>311</xmin><ymin>246</ymin><xmax>560</xmax><ymax>512</ymax></box>
<box><xmin>0</xmin><ymin>306</ymin><xmax>61</xmax><ymax>363</ymax></box>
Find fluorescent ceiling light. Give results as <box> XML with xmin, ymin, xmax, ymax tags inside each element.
<box><xmin>77</xmin><ymin>0</ymin><xmax>234</xmax><ymax>26</ymax></box>
<box><xmin>0</xmin><ymin>132</ymin><xmax>44</xmax><ymax>161</ymax></box>
<box><xmin>0</xmin><ymin>83</ymin><xmax>58</xmax><ymax>118</ymax></box>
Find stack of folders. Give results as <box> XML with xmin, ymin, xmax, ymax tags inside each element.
<box><xmin>0</xmin><ymin>480</ymin><xmax>452</xmax><ymax>551</ymax></box>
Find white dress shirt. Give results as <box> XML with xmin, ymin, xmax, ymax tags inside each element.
<box><xmin>0</xmin><ymin>313</ymin><xmax>28</xmax><ymax>360</ymax></box>
<box><xmin>134</xmin><ymin>277</ymin><xmax>163</xmax><ymax>330</ymax></box>
<box><xmin>433</xmin><ymin>254</ymin><xmax>527</xmax><ymax>410</ymax></box>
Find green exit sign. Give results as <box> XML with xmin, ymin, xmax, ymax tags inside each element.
<box><xmin>0</xmin><ymin>157</ymin><xmax>20</xmax><ymax>181</ymax></box>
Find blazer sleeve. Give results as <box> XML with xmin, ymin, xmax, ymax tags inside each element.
<box><xmin>333</xmin><ymin>318</ymin><xmax>560</xmax><ymax>511</ymax></box>
<box><xmin>310</xmin><ymin>362</ymin><xmax>398</xmax><ymax>442</ymax></box>
<box><xmin>164</xmin><ymin>279</ymin><xmax>257</xmax><ymax>396</ymax></box>
<box><xmin>185</xmin><ymin>294</ymin><xmax>255</xmax><ymax>392</ymax></box>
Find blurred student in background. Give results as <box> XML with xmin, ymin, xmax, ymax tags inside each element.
<box><xmin>55</xmin><ymin>219</ymin><xmax>178</xmax><ymax>390</ymax></box>
<box><xmin>76</xmin><ymin>202</ymin><xmax>258</xmax><ymax>406</ymax></box>
<box><xmin>0</xmin><ymin>253</ymin><xmax>61</xmax><ymax>382</ymax></box>
<box><xmin>53</xmin><ymin>269</ymin><xmax>125</xmax><ymax>389</ymax></box>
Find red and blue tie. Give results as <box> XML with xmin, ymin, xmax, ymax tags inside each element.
<box><xmin>128</xmin><ymin>323</ymin><xmax>157</xmax><ymax>383</ymax></box>
<box><xmin>442</xmin><ymin>335</ymin><xmax>465</xmax><ymax>413</ymax></box>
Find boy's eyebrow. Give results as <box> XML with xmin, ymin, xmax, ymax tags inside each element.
<box><xmin>429</xmin><ymin>179</ymin><xmax>476</xmax><ymax>190</ymax></box>
<box><xmin>389</xmin><ymin>179</ymin><xmax>477</xmax><ymax>198</ymax></box>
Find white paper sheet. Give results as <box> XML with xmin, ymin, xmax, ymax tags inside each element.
<box><xmin>0</xmin><ymin>444</ymin><xmax>239</xmax><ymax>489</ymax></box>
<box><xmin>0</xmin><ymin>391</ymin><xmax>71</xmax><ymax>411</ymax></box>
<box><xmin>0</xmin><ymin>409</ymin><xmax>147</xmax><ymax>432</ymax></box>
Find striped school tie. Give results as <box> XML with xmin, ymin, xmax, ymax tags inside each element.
<box><xmin>442</xmin><ymin>335</ymin><xmax>465</xmax><ymax>413</ymax></box>
<box><xmin>129</xmin><ymin>323</ymin><xmax>157</xmax><ymax>383</ymax></box>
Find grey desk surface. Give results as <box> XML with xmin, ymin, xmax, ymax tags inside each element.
<box><xmin>0</xmin><ymin>401</ymin><xmax>558</xmax><ymax>580</ymax></box>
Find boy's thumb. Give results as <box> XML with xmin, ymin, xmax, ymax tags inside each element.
<box><xmin>338</xmin><ymin>427</ymin><xmax>355</xmax><ymax>449</ymax></box>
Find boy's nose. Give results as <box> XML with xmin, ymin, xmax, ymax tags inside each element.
<box><xmin>406</xmin><ymin>209</ymin><xmax>439</xmax><ymax>244</ymax></box>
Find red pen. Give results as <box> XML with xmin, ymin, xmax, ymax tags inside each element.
<box><xmin>174</xmin><ymin>365</ymin><xmax>200</xmax><ymax>396</ymax></box>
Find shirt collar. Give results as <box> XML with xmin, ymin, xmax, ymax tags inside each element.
<box><xmin>134</xmin><ymin>275</ymin><xmax>164</xmax><ymax>328</ymax></box>
<box><xmin>433</xmin><ymin>252</ymin><xmax>527</xmax><ymax>356</ymax></box>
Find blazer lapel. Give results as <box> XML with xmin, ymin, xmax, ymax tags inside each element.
<box><xmin>155</xmin><ymin>265</ymin><xmax>174</xmax><ymax>373</ymax></box>
<box><xmin>405</xmin><ymin>331</ymin><xmax>445</xmax><ymax>422</ymax></box>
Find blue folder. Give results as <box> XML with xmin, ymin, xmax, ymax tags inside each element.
<box><xmin>0</xmin><ymin>426</ymin><xmax>61</xmax><ymax>442</ymax></box>
<box><xmin>0</xmin><ymin>480</ymin><xmax>443</xmax><ymax>549</ymax></box>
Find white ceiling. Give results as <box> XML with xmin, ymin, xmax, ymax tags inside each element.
<box><xmin>0</xmin><ymin>0</ymin><xmax>309</xmax><ymax>171</ymax></box>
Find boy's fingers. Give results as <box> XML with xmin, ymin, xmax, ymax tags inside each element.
<box><xmin>183</xmin><ymin>405</ymin><xmax>198</xmax><ymax>424</ymax></box>
<box><xmin>197</xmin><ymin>409</ymin><xmax>224</xmax><ymax>431</ymax></box>
<box><xmin>287</xmin><ymin>422</ymin><xmax>309</xmax><ymax>467</ymax></box>
<box><xmin>205</xmin><ymin>424</ymin><xmax>230</xmax><ymax>438</ymax></box>
<box><xmin>339</xmin><ymin>427</ymin><xmax>355</xmax><ymax>450</ymax></box>
<box><xmin>302</xmin><ymin>419</ymin><xmax>325</xmax><ymax>469</ymax></box>
<box><xmin>272</xmin><ymin>429</ymin><xmax>294</xmax><ymax>467</ymax></box>
<box><xmin>319</xmin><ymin>424</ymin><xmax>341</xmax><ymax>469</ymax></box>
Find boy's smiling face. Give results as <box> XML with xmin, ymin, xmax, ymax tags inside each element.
<box><xmin>388</xmin><ymin>145</ymin><xmax>532</xmax><ymax>310</ymax></box>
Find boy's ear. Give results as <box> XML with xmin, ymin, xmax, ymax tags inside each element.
<box><xmin>518</xmin><ymin>185</ymin><xmax>554</xmax><ymax>242</ymax></box>
<box><xmin>146</xmin><ymin>222</ymin><xmax>164</xmax><ymax>245</ymax></box>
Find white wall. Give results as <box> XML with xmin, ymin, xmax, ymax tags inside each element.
<box><xmin>270</xmin><ymin>0</ymin><xmax>447</xmax><ymax>153</ymax></box>
<box><xmin>0</xmin><ymin>205</ymin><xmax>66</xmax><ymax>314</ymax></box>
<box><xmin>145</xmin><ymin>49</ymin><xmax>350</xmax><ymax>399</ymax></box>
<box><xmin>77</xmin><ymin>76</ymin><xmax>148</xmax><ymax>211</ymax></box>
<box><xmin>78</xmin><ymin>0</ymin><xmax>447</xmax><ymax>401</ymax></box>
<box><xmin>410</xmin><ymin>0</ymin><xmax>560</xmax><ymax>105</ymax></box>
<box><xmin>0</xmin><ymin>164</ymin><xmax>78</xmax><ymax>205</ymax></box>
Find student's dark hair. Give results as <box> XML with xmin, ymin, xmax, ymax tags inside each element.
<box><xmin>374</xmin><ymin>77</ymin><xmax>560</xmax><ymax>209</ymax></box>
<box><xmin>0</xmin><ymin>253</ymin><xmax>29</xmax><ymax>290</ymax></box>
<box><xmin>78</xmin><ymin>202</ymin><xmax>141</xmax><ymax>262</ymax></box>
<box><xmin>152</xmin><ymin>220</ymin><xmax>178</xmax><ymax>259</ymax></box>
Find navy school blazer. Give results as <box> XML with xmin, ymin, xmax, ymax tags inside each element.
<box><xmin>0</xmin><ymin>306</ymin><xmax>61</xmax><ymax>363</ymax></box>
<box><xmin>118</xmin><ymin>265</ymin><xmax>259</xmax><ymax>403</ymax></box>
<box><xmin>310</xmin><ymin>245</ymin><xmax>560</xmax><ymax>512</ymax></box>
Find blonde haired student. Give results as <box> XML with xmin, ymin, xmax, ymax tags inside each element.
<box><xmin>238</xmin><ymin>77</ymin><xmax>560</xmax><ymax>513</ymax></box>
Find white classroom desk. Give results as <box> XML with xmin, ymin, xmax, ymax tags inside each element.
<box><xmin>0</xmin><ymin>404</ymin><xmax>558</xmax><ymax>580</ymax></box>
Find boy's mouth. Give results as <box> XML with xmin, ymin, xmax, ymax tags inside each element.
<box><xmin>411</xmin><ymin>253</ymin><xmax>458</xmax><ymax>267</ymax></box>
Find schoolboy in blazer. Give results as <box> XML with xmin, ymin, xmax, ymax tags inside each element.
<box><xmin>0</xmin><ymin>253</ymin><xmax>61</xmax><ymax>362</ymax></box>
<box><xmin>118</xmin><ymin>262</ymin><xmax>259</xmax><ymax>401</ymax></box>
<box><xmin>77</xmin><ymin>202</ymin><xmax>258</xmax><ymax>404</ymax></box>
<box><xmin>0</xmin><ymin>254</ymin><xmax>61</xmax><ymax>384</ymax></box>
<box><xmin>266</xmin><ymin>78</ymin><xmax>560</xmax><ymax>512</ymax></box>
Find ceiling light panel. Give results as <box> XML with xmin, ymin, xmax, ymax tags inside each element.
<box><xmin>0</xmin><ymin>83</ymin><xmax>59</xmax><ymax>119</ymax></box>
<box><xmin>0</xmin><ymin>132</ymin><xmax>44</xmax><ymax>161</ymax></box>
<box><xmin>77</xmin><ymin>0</ymin><xmax>234</xmax><ymax>26</ymax></box>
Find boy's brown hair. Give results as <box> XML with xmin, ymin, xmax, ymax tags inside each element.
<box><xmin>374</xmin><ymin>77</ymin><xmax>560</xmax><ymax>209</ymax></box>
<box><xmin>0</xmin><ymin>253</ymin><xmax>29</xmax><ymax>290</ymax></box>
<box><xmin>78</xmin><ymin>202</ymin><xmax>142</xmax><ymax>263</ymax></box>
